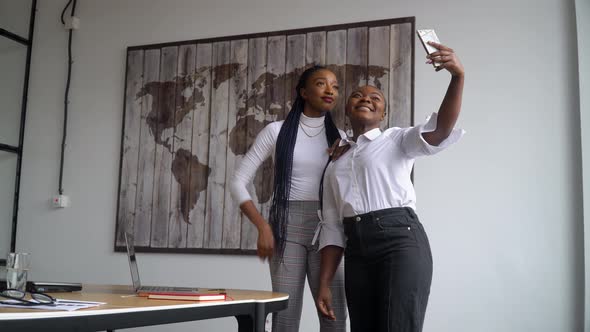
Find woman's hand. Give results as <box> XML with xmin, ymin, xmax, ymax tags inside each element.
<box><xmin>426</xmin><ymin>41</ymin><xmax>465</xmax><ymax>77</ymax></box>
<box><xmin>256</xmin><ymin>223</ymin><xmax>275</xmax><ymax>260</ymax></box>
<box><xmin>316</xmin><ymin>284</ymin><xmax>336</xmax><ymax>320</ymax></box>
<box><xmin>327</xmin><ymin>138</ymin><xmax>350</xmax><ymax>161</ymax></box>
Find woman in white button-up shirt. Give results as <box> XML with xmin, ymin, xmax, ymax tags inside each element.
<box><xmin>316</xmin><ymin>41</ymin><xmax>465</xmax><ymax>332</ymax></box>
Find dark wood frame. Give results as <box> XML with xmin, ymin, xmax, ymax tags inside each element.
<box><xmin>127</xmin><ymin>17</ymin><xmax>415</xmax><ymax>50</ymax></box>
<box><xmin>115</xmin><ymin>16</ymin><xmax>415</xmax><ymax>255</ymax></box>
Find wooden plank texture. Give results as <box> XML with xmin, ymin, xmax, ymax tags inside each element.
<box><xmin>238</xmin><ymin>37</ymin><xmax>267</xmax><ymax>250</ymax></box>
<box><xmin>326</xmin><ymin>30</ymin><xmax>347</xmax><ymax>129</ymax></box>
<box><xmin>222</xmin><ymin>39</ymin><xmax>248</xmax><ymax>249</ymax></box>
<box><xmin>204</xmin><ymin>41</ymin><xmax>231</xmax><ymax>249</ymax></box>
<box><xmin>306</xmin><ymin>31</ymin><xmax>326</xmax><ymax>66</ymax></box>
<box><xmin>187</xmin><ymin>43</ymin><xmax>213</xmax><ymax>248</ymax></box>
<box><xmin>117</xmin><ymin>20</ymin><xmax>414</xmax><ymax>254</ymax></box>
<box><xmin>168</xmin><ymin>44</ymin><xmax>196</xmax><ymax>248</ymax></box>
<box><xmin>134</xmin><ymin>49</ymin><xmax>159</xmax><ymax>247</ymax></box>
<box><xmin>116</xmin><ymin>50</ymin><xmax>143</xmax><ymax>246</ymax></box>
<box><xmin>389</xmin><ymin>23</ymin><xmax>413</xmax><ymax>128</ymax></box>
<box><xmin>150</xmin><ymin>46</ymin><xmax>178</xmax><ymax>248</ymax></box>
<box><xmin>368</xmin><ymin>26</ymin><xmax>391</xmax><ymax>130</ymax></box>
<box><xmin>265</xmin><ymin>36</ymin><xmax>286</xmax><ymax>122</ymax></box>
<box><xmin>285</xmin><ymin>34</ymin><xmax>306</xmax><ymax>114</ymax></box>
<box><xmin>345</xmin><ymin>27</ymin><xmax>369</xmax><ymax>134</ymax></box>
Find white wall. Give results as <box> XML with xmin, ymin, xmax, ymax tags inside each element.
<box><xmin>0</xmin><ymin>1</ymin><xmax>32</xmax><ymax>38</ymax></box>
<box><xmin>0</xmin><ymin>151</ymin><xmax>17</xmax><ymax>261</ymax></box>
<box><xmin>0</xmin><ymin>39</ymin><xmax>27</xmax><ymax>146</ymax></box>
<box><xmin>14</xmin><ymin>0</ymin><xmax>583</xmax><ymax>331</ymax></box>
<box><xmin>0</xmin><ymin>42</ymin><xmax>23</xmax><ymax>257</ymax></box>
<box><xmin>576</xmin><ymin>0</ymin><xmax>590</xmax><ymax>330</ymax></box>
<box><xmin>0</xmin><ymin>2</ymin><xmax>30</xmax><ymax>260</ymax></box>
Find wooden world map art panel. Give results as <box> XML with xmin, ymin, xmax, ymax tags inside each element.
<box><xmin>115</xmin><ymin>17</ymin><xmax>415</xmax><ymax>254</ymax></box>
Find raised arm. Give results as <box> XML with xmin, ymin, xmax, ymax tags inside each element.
<box><xmin>422</xmin><ymin>41</ymin><xmax>465</xmax><ymax>146</ymax></box>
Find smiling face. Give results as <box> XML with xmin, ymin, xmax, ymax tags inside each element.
<box><xmin>300</xmin><ymin>69</ymin><xmax>339</xmax><ymax>113</ymax></box>
<box><xmin>345</xmin><ymin>85</ymin><xmax>386</xmax><ymax>128</ymax></box>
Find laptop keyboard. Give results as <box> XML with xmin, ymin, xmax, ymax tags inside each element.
<box><xmin>139</xmin><ymin>286</ymin><xmax>196</xmax><ymax>292</ymax></box>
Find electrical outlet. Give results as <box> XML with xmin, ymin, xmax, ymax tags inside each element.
<box><xmin>52</xmin><ymin>195</ymin><xmax>70</xmax><ymax>208</ymax></box>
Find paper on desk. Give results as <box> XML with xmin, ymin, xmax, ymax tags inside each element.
<box><xmin>0</xmin><ymin>299</ymin><xmax>105</xmax><ymax>311</ymax></box>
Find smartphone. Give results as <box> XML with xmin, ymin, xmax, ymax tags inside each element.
<box><xmin>416</xmin><ymin>29</ymin><xmax>441</xmax><ymax>68</ymax></box>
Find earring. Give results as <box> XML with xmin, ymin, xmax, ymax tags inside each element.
<box><xmin>343</xmin><ymin>118</ymin><xmax>352</xmax><ymax>137</ymax></box>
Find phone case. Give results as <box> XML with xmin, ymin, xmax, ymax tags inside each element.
<box><xmin>416</xmin><ymin>29</ymin><xmax>441</xmax><ymax>67</ymax></box>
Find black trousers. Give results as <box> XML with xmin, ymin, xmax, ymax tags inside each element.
<box><xmin>343</xmin><ymin>207</ymin><xmax>433</xmax><ymax>332</ymax></box>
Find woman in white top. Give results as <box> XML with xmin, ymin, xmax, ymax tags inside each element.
<box><xmin>315</xmin><ymin>41</ymin><xmax>465</xmax><ymax>332</ymax></box>
<box><xmin>230</xmin><ymin>66</ymin><xmax>347</xmax><ymax>332</ymax></box>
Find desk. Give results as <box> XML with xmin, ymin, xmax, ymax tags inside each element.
<box><xmin>0</xmin><ymin>284</ymin><xmax>288</xmax><ymax>331</ymax></box>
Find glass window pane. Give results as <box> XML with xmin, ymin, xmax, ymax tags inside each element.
<box><xmin>0</xmin><ymin>151</ymin><xmax>17</xmax><ymax>260</ymax></box>
<box><xmin>0</xmin><ymin>0</ymin><xmax>32</xmax><ymax>39</ymax></box>
<box><xmin>0</xmin><ymin>38</ymin><xmax>27</xmax><ymax>147</ymax></box>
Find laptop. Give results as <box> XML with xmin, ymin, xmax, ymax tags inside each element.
<box><xmin>124</xmin><ymin>233</ymin><xmax>201</xmax><ymax>297</ymax></box>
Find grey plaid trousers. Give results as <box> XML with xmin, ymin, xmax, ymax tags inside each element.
<box><xmin>269</xmin><ymin>201</ymin><xmax>347</xmax><ymax>332</ymax></box>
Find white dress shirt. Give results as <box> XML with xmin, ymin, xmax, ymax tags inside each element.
<box><xmin>315</xmin><ymin>112</ymin><xmax>465</xmax><ymax>250</ymax></box>
<box><xmin>230</xmin><ymin>114</ymin><xmax>344</xmax><ymax>205</ymax></box>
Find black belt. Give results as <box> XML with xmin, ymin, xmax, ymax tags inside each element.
<box><xmin>343</xmin><ymin>207</ymin><xmax>416</xmax><ymax>224</ymax></box>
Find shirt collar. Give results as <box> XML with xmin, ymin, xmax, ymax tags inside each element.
<box><xmin>300</xmin><ymin>113</ymin><xmax>325</xmax><ymax>126</ymax></box>
<box><xmin>362</xmin><ymin>128</ymin><xmax>382</xmax><ymax>141</ymax></box>
<box><xmin>341</xmin><ymin>127</ymin><xmax>382</xmax><ymax>145</ymax></box>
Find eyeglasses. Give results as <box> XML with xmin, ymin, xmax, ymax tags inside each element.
<box><xmin>0</xmin><ymin>289</ymin><xmax>56</xmax><ymax>306</ymax></box>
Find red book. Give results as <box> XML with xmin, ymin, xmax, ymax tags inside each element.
<box><xmin>147</xmin><ymin>292</ymin><xmax>226</xmax><ymax>301</ymax></box>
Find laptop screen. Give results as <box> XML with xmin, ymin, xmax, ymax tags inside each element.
<box><xmin>124</xmin><ymin>233</ymin><xmax>141</xmax><ymax>292</ymax></box>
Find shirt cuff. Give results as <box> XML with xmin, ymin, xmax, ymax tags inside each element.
<box><xmin>312</xmin><ymin>211</ymin><xmax>346</xmax><ymax>251</ymax></box>
<box><xmin>417</xmin><ymin>112</ymin><xmax>465</xmax><ymax>154</ymax></box>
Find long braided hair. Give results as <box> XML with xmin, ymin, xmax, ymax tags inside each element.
<box><xmin>268</xmin><ymin>65</ymin><xmax>341</xmax><ymax>257</ymax></box>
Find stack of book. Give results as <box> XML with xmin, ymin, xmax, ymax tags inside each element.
<box><xmin>147</xmin><ymin>290</ymin><xmax>226</xmax><ymax>301</ymax></box>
